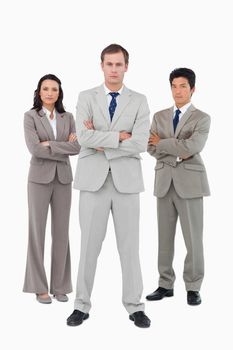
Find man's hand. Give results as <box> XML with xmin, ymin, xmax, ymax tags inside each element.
<box><xmin>40</xmin><ymin>141</ymin><xmax>49</xmax><ymax>147</ymax></box>
<box><xmin>119</xmin><ymin>131</ymin><xmax>131</xmax><ymax>141</ymax></box>
<box><xmin>84</xmin><ymin>120</ymin><xmax>94</xmax><ymax>130</ymax></box>
<box><xmin>148</xmin><ymin>132</ymin><xmax>160</xmax><ymax>145</ymax></box>
<box><xmin>68</xmin><ymin>133</ymin><xmax>77</xmax><ymax>142</ymax></box>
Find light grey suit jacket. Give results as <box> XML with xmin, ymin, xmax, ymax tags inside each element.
<box><xmin>148</xmin><ymin>104</ymin><xmax>210</xmax><ymax>198</ymax></box>
<box><xmin>73</xmin><ymin>85</ymin><xmax>150</xmax><ymax>193</ymax></box>
<box><xmin>24</xmin><ymin>109</ymin><xmax>80</xmax><ymax>184</ymax></box>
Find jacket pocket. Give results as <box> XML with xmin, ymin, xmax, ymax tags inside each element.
<box><xmin>183</xmin><ymin>163</ymin><xmax>205</xmax><ymax>171</ymax></box>
<box><xmin>30</xmin><ymin>158</ymin><xmax>44</xmax><ymax>165</ymax></box>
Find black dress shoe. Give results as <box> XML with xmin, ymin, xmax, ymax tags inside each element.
<box><xmin>129</xmin><ymin>311</ymin><xmax>151</xmax><ymax>328</ymax></box>
<box><xmin>146</xmin><ymin>287</ymin><xmax>174</xmax><ymax>301</ymax></box>
<box><xmin>187</xmin><ymin>291</ymin><xmax>201</xmax><ymax>305</ymax></box>
<box><xmin>67</xmin><ymin>310</ymin><xmax>89</xmax><ymax>326</ymax></box>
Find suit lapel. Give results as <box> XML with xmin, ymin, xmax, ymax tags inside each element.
<box><xmin>110</xmin><ymin>86</ymin><xmax>132</xmax><ymax>129</ymax></box>
<box><xmin>175</xmin><ymin>104</ymin><xmax>196</xmax><ymax>137</ymax></box>
<box><xmin>38</xmin><ymin>109</ymin><xmax>55</xmax><ymax>140</ymax></box>
<box><xmin>56</xmin><ymin>112</ymin><xmax>65</xmax><ymax>140</ymax></box>
<box><xmin>166</xmin><ymin>107</ymin><xmax>175</xmax><ymax>136</ymax></box>
<box><xmin>95</xmin><ymin>85</ymin><xmax>111</xmax><ymax>126</ymax></box>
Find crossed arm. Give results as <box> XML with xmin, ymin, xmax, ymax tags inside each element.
<box><xmin>83</xmin><ymin>120</ymin><xmax>131</xmax><ymax>152</ymax></box>
<box><xmin>24</xmin><ymin>113</ymin><xmax>80</xmax><ymax>161</ymax></box>
<box><xmin>76</xmin><ymin>92</ymin><xmax>150</xmax><ymax>159</ymax></box>
<box><xmin>148</xmin><ymin>113</ymin><xmax>211</xmax><ymax>162</ymax></box>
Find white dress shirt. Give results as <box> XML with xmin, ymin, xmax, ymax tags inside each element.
<box><xmin>43</xmin><ymin>106</ymin><xmax>57</xmax><ymax>139</ymax></box>
<box><xmin>103</xmin><ymin>84</ymin><xmax>124</xmax><ymax>106</ymax></box>
<box><xmin>173</xmin><ymin>102</ymin><xmax>192</xmax><ymax>122</ymax></box>
<box><xmin>173</xmin><ymin>102</ymin><xmax>192</xmax><ymax>162</ymax></box>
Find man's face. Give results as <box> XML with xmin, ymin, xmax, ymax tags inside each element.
<box><xmin>101</xmin><ymin>51</ymin><xmax>128</xmax><ymax>87</ymax></box>
<box><xmin>171</xmin><ymin>77</ymin><xmax>195</xmax><ymax>108</ymax></box>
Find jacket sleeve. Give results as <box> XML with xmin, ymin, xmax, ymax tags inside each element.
<box><xmin>49</xmin><ymin>114</ymin><xmax>81</xmax><ymax>155</ymax></box>
<box><xmin>76</xmin><ymin>92</ymin><xmax>120</xmax><ymax>148</ymax></box>
<box><xmin>24</xmin><ymin>112</ymin><xmax>67</xmax><ymax>162</ymax></box>
<box><xmin>155</xmin><ymin>114</ymin><xmax>211</xmax><ymax>158</ymax></box>
<box><xmin>147</xmin><ymin>112</ymin><xmax>178</xmax><ymax>165</ymax></box>
<box><xmin>104</xmin><ymin>96</ymin><xmax>150</xmax><ymax>160</ymax></box>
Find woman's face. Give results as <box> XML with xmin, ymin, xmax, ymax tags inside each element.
<box><xmin>39</xmin><ymin>79</ymin><xmax>59</xmax><ymax>108</ymax></box>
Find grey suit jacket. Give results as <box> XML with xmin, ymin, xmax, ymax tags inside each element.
<box><xmin>148</xmin><ymin>104</ymin><xmax>210</xmax><ymax>198</ymax></box>
<box><xmin>24</xmin><ymin>109</ymin><xmax>80</xmax><ymax>184</ymax></box>
<box><xmin>73</xmin><ymin>85</ymin><xmax>150</xmax><ymax>193</ymax></box>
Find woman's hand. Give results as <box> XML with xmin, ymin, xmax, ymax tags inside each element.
<box><xmin>40</xmin><ymin>141</ymin><xmax>49</xmax><ymax>147</ymax></box>
<box><xmin>68</xmin><ymin>133</ymin><xmax>77</xmax><ymax>142</ymax></box>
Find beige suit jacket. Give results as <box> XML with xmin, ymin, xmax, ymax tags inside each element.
<box><xmin>73</xmin><ymin>85</ymin><xmax>150</xmax><ymax>193</ymax></box>
<box><xmin>148</xmin><ymin>104</ymin><xmax>210</xmax><ymax>198</ymax></box>
<box><xmin>24</xmin><ymin>109</ymin><xmax>80</xmax><ymax>184</ymax></box>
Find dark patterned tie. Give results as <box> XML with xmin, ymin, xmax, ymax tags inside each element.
<box><xmin>173</xmin><ymin>109</ymin><xmax>181</xmax><ymax>132</ymax></box>
<box><xmin>109</xmin><ymin>92</ymin><xmax>119</xmax><ymax>121</ymax></box>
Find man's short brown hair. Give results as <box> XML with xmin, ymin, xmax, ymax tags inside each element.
<box><xmin>101</xmin><ymin>44</ymin><xmax>129</xmax><ymax>65</ymax></box>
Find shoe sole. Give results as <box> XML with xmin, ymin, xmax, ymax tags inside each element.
<box><xmin>53</xmin><ymin>295</ymin><xmax>68</xmax><ymax>302</ymax></box>
<box><xmin>67</xmin><ymin>314</ymin><xmax>89</xmax><ymax>326</ymax></box>
<box><xmin>146</xmin><ymin>290</ymin><xmax>174</xmax><ymax>301</ymax></box>
<box><xmin>187</xmin><ymin>300</ymin><xmax>202</xmax><ymax>306</ymax></box>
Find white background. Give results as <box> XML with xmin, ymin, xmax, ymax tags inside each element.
<box><xmin>1</xmin><ymin>0</ymin><xmax>232</xmax><ymax>348</ymax></box>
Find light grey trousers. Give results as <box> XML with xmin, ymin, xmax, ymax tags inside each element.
<box><xmin>74</xmin><ymin>173</ymin><xmax>145</xmax><ymax>314</ymax></box>
<box><xmin>23</xmin><ymin>174</ymin><xmax>72</xmax><ymax>295</ymax></box>
<box><xmin>157</xmin><ymin>183</ymin><xmax>204</xmax><ymax>291</ymax></box>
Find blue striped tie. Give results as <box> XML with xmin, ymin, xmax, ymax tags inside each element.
<box><xmin>109</xmin><ymin>92</ymin><xmax>119</xmax><ymax>121</ymax></box>
<box><xmin>173</xmin><ymin>109</ymin><xmax>181</xmax><ymax>132</ymax></box>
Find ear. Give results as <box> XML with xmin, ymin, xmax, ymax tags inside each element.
<box><xmin>101</xmin><ymin>62</ymin><xmax>104</xmax><ymax>71</ymax></box>
<box><xmin>191</xmin><ymin>86</ymin><xmax>195</xmax><ymax>95</ymax></box>
<box><xmin>125</xmin><ymin>64</ymin><xmax>128</xmax><ymax>72</ymax></box>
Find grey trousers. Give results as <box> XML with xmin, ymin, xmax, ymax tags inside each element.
<box><xmin>74</xmin><ymin>173</ymin><xmax>144</xmax><ymax>314</ymax></box>
<box><xmin>157</xmin><ymin>183</ymin><xmax>204</xmax><ymax>291</ymax></box>
<box><xmin>23</xmin><ymin>174</ymin><xmax>72</xmax><ymax>295</ymax></box>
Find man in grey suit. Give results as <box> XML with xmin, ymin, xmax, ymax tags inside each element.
<box><xmin>146</xmin><ymin>68</ymin><xmax>210</xmax><ymax>305</ymax></box>
<box><xmin>67</xmin><ymin>44</ymin><xmax>151</xmax><ymax>328</ymax></box>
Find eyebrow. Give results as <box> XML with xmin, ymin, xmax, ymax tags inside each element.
<box><xmin>172</xmin><ymin>83</ymin><xmax>188</xmax><ymax>87</ymax></box>
<box><xmin>105</xmin><ymin>61</ymin><xmax>124</xmax><ymax>65</ymax></box>
<box><xmin>42</xmin><ymin>86</ymin><xmax>58</xmax><ymax>89</ymax></box>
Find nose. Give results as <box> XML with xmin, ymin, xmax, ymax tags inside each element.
<box><xmin>175</xmin><ymin>88</ymin><xmax>182</xmax><ymax>95</ymax></box>
<box><xmin>111</xmin><ymin>65</ymin><xmax>117</xmax><ymax>72</ymax></box>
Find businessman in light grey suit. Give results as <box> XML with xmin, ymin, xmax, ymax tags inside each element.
<box><xmin>67</xmin><ymin>44</ymin><xmax>151</xmax><ymax>328</ymax></box>
<box><xmin>146</xmin><ymin>68</ymin><xmax>210</xmax><ymax>306</ymax></box>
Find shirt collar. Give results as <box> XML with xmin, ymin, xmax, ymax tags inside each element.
<box><xmin>103</xmin><ymin>84</ymin><xmax>124</xmax><ymax>96</ymax></box>
<box><xmin>173</xmin><ymin>102</ymin><xmax>192</xmax><ymax>115</ymax></box>
<box><xmin>42</xmin><ymin>106</ymin><xmax>56</xmax><ymax>120</ymax></box>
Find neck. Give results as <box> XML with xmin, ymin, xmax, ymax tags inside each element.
<box><xmin>176</xmin><ymin>101</ymin><xmax>191</xmax><ymax>109</ymax></box>
<box><xmin>43</xmin><ymin>104</ymin><xmax>55</xmax><ymax>112</ymax></box>
<box><xmin>105</xmin><ymin>82</ymin><xmax>123</xmax><ymax>92</ymax></box>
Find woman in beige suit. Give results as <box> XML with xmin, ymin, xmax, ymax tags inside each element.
<box><xmin>23</xmin><ymin>74</ymin><xmax>80</xmax><ymax>303</ymax></box>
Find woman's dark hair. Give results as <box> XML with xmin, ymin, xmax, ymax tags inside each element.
<box><xmin>32</xmin><ymin>74</ymin><xmax>66</xmax><ymax>113</ymax></box>
<box><xmin>169</xmin><ymin>68</ymin><xmax>196</xmax><ymax>89</ymax></box>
